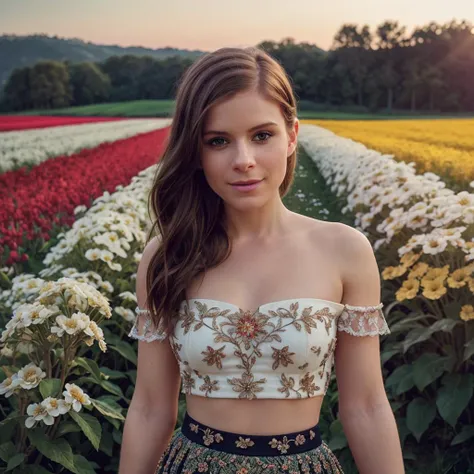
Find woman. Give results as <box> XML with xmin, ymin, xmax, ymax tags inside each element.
<box><xmin>119</xmin><ymin>47</ymin><xmax>404</xmax><ymax>473</ymax></box>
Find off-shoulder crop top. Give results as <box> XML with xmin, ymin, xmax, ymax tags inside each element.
<box><xmin>129</xmin><ymin>298</ymin><xmax>390</xmax><ymax>400</ymax></box>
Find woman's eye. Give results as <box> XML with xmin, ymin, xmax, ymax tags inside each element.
<box><xmin>207</xmin><ymin>132</ymin><xmax>272</xmax><ymax>147</ymax></box>
<box><xmin>208</xmin><ymin>137</ymin><xmax>227</xmax><ymax>147</ymax></box>
<box><xmin>254</xmin><ymin>132</ymin><xmax>272</xmax><ymax>142</ymax></box>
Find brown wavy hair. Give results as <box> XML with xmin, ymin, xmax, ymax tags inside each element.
<box><xmin>145</xmin><ymin>46</ymin><xmax>298</xmax><ymax>336</ymax></box>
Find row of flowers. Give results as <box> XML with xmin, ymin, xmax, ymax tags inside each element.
<box><xmin>303</xmin><ymin>119</ymin><xmax>474</xmax><ymax>191</ymax></box>
<box><xmin>1</xmin><ymin>156</ymin><xmax>156</xmax><ymax>313</ymax></box>
<box><xmin>1</xmin><ymin>118</ymin><xmax>171</xmax><ymax>172</ymax></box>
<box><xmin>299</xmin><ymin>123</ymin><xmax>474</xmax><ymax>460</ymax></box>
<box><xmin>0</xmin><ymin>158</ymin><xmax>159</xmax><ymax>470</ymax></box>
<box><xmin>299</xmin><ymin>124</ymin><xmax>474</xmax><ymax>313</ymax></box>
<box><xmin>0</xmin><ymin>115</ymin><xmax>126</xmax><ymax>132</ymax></box>
<box><xmin>0</xmin><ymin>125</ymin><xmax>170</xmax><ymax>267</ymax></box>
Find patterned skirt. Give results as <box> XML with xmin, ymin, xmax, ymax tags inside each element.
<box><xmin>156</xmin><ymin>412</ymin><xmax>344</xmax><ymax>473</ymax></box>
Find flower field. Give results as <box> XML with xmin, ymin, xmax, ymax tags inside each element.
<box><xmin>304</xmin><ymin>118</ymin><xmax>474</xmax><ymax>191</ymax></box>
<box><xmin>0</xmin><ymin>115</ymin><xmax>126</xmax><ymax>132</ymax></box>
<box><xmin>1</xmin><ymin>118</ymin><xmax>172</xmax><ymax>172</ymax></box>
<box><xmin>0</xmin><ymin>116</ymin><xmax>473</xmax><ymax>473</ymax></box>
<box><xmin>0</xmin><ymin>117</ymin><xmax>171</xmax><ymax>267</ymax></box>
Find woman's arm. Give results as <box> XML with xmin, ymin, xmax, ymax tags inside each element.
<box><xmin>119</xmin><ymin>237</ymin><xmax>182</xmax><ymax>474</ymax></box>
<box><xmin>334</xmin><ymin>225</ymin><xmax>405</xmax><ymax>474</ymax></box>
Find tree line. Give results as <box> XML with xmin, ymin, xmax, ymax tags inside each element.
<box><xmin>1</xmin><ymin>19</ymin><xmax>473</xmax><ymax>114</ymax></box>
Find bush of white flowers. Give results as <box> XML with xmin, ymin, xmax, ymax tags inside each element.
<box><xmin>0</xmin><ymin>278</ymin><xmax>126</xmax><ymax>473</ymax></box>
<box><xmin>0</xmin><ymin>165</ymin><xmax>160</xmax><ymax>472</ymax></box>
<box><xmin>300</xmin><ymin>124</ymin><xmax>474</xmax><ymax>467</ymax></box>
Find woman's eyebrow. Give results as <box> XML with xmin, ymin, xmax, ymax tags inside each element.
<box><xmin>203</xmin><ymin>121</ymin><xmax>278</xmax><ymax>136</ymax></box>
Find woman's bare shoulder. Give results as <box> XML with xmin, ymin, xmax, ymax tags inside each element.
<box><xmin>299</xmin><ymin>215</ymin><xmax>372</xmax><ymax>274</ymax></box>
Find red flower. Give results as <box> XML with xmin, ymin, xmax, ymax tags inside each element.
<box><xmin>0</xmin><ymin>126</ymin><xmax>170</xmax><ymax>266</ymax></box>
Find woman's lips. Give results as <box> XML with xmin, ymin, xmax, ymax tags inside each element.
<box><xmin>230</xmin><ymin>180</ymin><xmax>263</xmax><ymax>192</ymax></box>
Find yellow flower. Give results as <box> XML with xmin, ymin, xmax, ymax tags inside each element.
<box><xmin>382</xmin><ymin>265</ymin><xmax>407</xmax><ymax>280</ymax></box>
<box><xmin>422</xmin><ymin>265</ymin><xmax>450</xmax><ymax>283</ymax></box>
<box><xmin>460</xmin><ymin>305</ymin><xmax>474</xmax><ymax>321</ymax></box>
<box><xmin>447</xmin><ymin>267</ymin><xmax>472</xmax><ymax>288</ymax></box>
<box><xmin>422</xmin><ymin>279</ymin><xmax>447</xmax><ymax>300</ymax></box>
<box><xmin>400</xmin><ymin>252</ymin><xmax>421</xmax><ymax>268</ymax></box>
<box><xmin>396</xmin><ymin>279</ymin><xmax>420</xmax><ymax>301</ymax></box>
<box><xmin>408</xmin><ymin>262</ymin><xmax>429</xmax><ymax>279</ymax></box>
<box><xmin>468</xmin><ymin>277</ymin><xmax>474</xmax><ymax>293</ymax></box>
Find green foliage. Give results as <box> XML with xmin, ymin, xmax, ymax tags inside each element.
<box><xmin>69</xmin><ymin>411</ymin><xmax>102</xmax><ymax>450</ymax></box>
<box><xmin>2</xmin><ymin>19</ymin><xmax>474</xmax><ymax>113</ymax></box>
<box><xmin>69</xmin><ymin>62</ymin><xmax>111</xmax><ymax>105</ymax></box>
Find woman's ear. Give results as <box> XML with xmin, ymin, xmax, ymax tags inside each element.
<box><xmin>287</xmin><ymin>118</ymin><xmax>299</xmax><ymax>156</ymax></box>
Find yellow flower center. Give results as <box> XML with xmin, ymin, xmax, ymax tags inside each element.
<box><xmin>33</xmin><ymin>405</ymin><xmax>44</xmax><ymax>417</ymax></box>
<box><xmin>70</xmin><ymin>387</ymin><xmax>87</xmax><ymax>403</ymax></box>
<box><xmin>24</xmin><ymin>369</ymin><xmax>37</xmax><ymax>382</ymax></box>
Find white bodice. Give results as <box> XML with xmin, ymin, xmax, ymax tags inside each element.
<box><xmin>129</xmin><ymin>297</ymin><xmax>390</xmax><ymax>400</ymax></box>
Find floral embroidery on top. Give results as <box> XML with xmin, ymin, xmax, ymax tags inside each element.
<box><xmin>136</xmin><ymin>298</ymin><xmax>391</xmax><ymax>400</ymax></box>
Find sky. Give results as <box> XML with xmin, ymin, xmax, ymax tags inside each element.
<box><xmin>1</xmin><ymin>0</ymin><xmax>473</xmax><ymax>51</ymax></box>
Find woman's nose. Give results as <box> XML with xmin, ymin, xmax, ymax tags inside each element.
<box><xmin>232</xmin><ymin>143</ymin><xmax>256</xmax><ymax>170</ymax></box>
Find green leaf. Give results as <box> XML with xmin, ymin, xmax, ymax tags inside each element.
<box><xmin>328</xmin><ymin>419</ymin><xmax>348</xmax><ymax>451</ymax></box>
<box><xmin>0</xmin><ymin>442</ymin><xmax>16</xmax><ymax>462</ymax></box>
<box><xmin>127</xmin><ymin>370</ymin><xmax>137</xmax><ymax>385</ymax></box>
<box><xmin>436</xmin><ymin>373</ymin><xmax>474</xmax><ymax>427</ymax></box>
<box><xmin>390</xmin><ymin>401</ymin><xmax>404</xmax><ymax>413</ymax></box>
<box><xmin>396</xmin><ymin>417</ymin><xmax>411</xmax><ymax>448</ymax></box>
<box><xmin>39</xmin><ymin>379</ymin><xmax>62</xmax><ymax>399</ymax></box>
<box><xmin>69</xmin><ymin>411</ymin><xmax>102</xmax><ymax>451</ymax></box>
<box><xmin>412</xmin><ymin>353</ymin><xmax>451</xmax><ymax>391</ymax></box>
<box><xmin>464</xmin><ymin>340</ymin><xmax>474</xmax><ymax>362</ymax></box>
<box><xmin>56</xmin><ymin>421</ymin><xmax>82</xmax><ymax>437</ymax></box>
<box><xmin>99</xmin><ymin>429</ymin><xmax>114</xmax><ymax>457</ymax></box>
<box><xmin>100</xmin><ymin>367</ymin><xmax>127</xmax><ymax>380</ymax></box>
<box><xmin>91</xmin><ymin>398</ymin><xmax>125</xmax><ymax>421</ymax></box>
<box><xmin>451</xmin><ymin>425</ymin><xmax>474</xmax><ymax>446</ymax></box>
<box><xmin>6</xmin><ymin>453</ymin><xmax>25</xmax><ymax>471</ymax></box>
<box><xmin>403</xmin><ymin>319</ymin><xmax>458</xmax><ymax>353</ymax></box>
<box><xmin>0</xmin><ymin>417</ymin><xmax>23</xmax><ymax>444</ymax></box>
<box><xmin>100</xmin><ymin>380</ymin><xmax>125</xmax><ymax>399</ymax></box>
<box><xmin>73</xmin><ymin>357</ymin><xmax>102</xmax><ymax>383</ymax></box>
<box><xmin>27</xmin><ymin>430</ymin><xmax>78</xmax><ymax>474</ymax></box>
<box><xmin>112</xmin><ymin>429</ymin><xmax>123</xmax><ymax>445</ymax></box>
<box><xmin>443</xmin><ymin>301</ymin><xmax>464</xmax><ymax>320</ymax></box>
<box><xmin>388</xmin><ymin>314</ymin><xmax>428</xmax><ymax>333</ymax></box>
<box><xmin>386</xmin><ymin>365</ymin><xmax>415</xmax><ymax>395</ymax></box>
<box><xmin>0</xmin><ymin>414</ymin><xmax>26</xmax><ymax>428</ymax></box>
<box><xmin>406</xmin><ymin>397</ymin><xmax>437</xmax><ymax>442</ymax></box>
<box><xmin>381</xmin><ymin>349</ymin><xmax>399</xmax><ymax>365</ymax></box>
<box><xmin>20</xmin><ymin>466</ymin><xmax>54</xmax><ymax>474</ymax></box>
<box><xmin>73</xmin><ymin>454</ymin><xmax>96</xmax><ymax>474</ymax></box>
<box><xmin>109</xmin><ymin>341</ymin><xmax>137</xmax><ymax>365</ymax></box>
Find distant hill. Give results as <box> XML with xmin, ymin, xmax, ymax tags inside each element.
<box><xmin>0</xmin><ymin>34</ymin><xmax>206</xmax><ymax>86</ymax></box>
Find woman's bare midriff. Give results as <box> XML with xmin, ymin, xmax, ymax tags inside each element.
<box><xmin>185</xmin><ymin>395</ymin><xmax>325</xmax><ymax>435</ymax></box>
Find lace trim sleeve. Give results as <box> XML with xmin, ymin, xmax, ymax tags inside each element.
<box><xmin>128</xmin><ymin>307</ymin><xmax>168</xmax><ymax>342</ymax></box>
<box><xmin>337</xmin><ymin>303</ymin><xmax>390</xmax><ymax>336</ymax></box>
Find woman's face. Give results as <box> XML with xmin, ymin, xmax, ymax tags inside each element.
<box><xmin>200</xmin><ymin>89</ymin><xmax>298</xmax><ymax>211</ymax></box>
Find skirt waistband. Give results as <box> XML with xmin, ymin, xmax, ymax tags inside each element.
<box><xmin>180</xmin><ymin>411</ymin><xmax>323</xmax><ymax>456</ymax></box>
